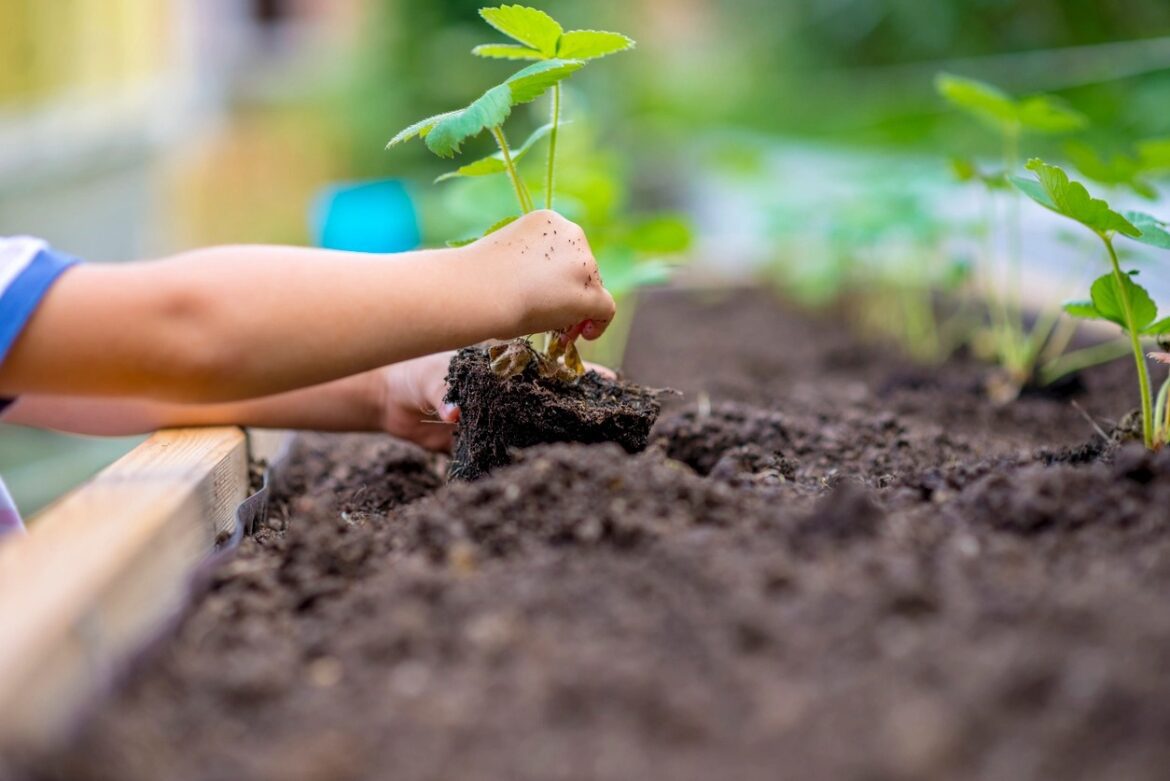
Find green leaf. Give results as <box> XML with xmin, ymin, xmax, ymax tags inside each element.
<box><xmin>935</xmin><ymin>72</ymin><xmax>1085</xmax><ymax>135</ymax></box>
<box><xmin>482</xmin><ymin>214</ymin><xmax>519</xmax><ymax>236</ymax></box>
<box><xmin>949</xmin><ymin>157</ymin><xmax>1007</xmax><ymax>189</ymax></box>
<box><xmin>1089</xmin><ymin>272</ymin><xmax>1157</xmax><ymax>331</ymax></box>
<box><xmin>622</xmin><ymin>215</ymin><xmax>693</xmax><ymax>254</ymax></box>
<box><xmin>471</xmin><ymin>43</ymin><xmax>544</xmax><ymax>60</ymax></box>
<box><xmin>505</xmin><ymin>58</ymin><xmax>583</xmax><ymax>103</ymax></box>
<box><xmin>1145</xmin><ymin>316</ymin><xmax>1170</xmax><ymax>336</ymax></box>
<box><xmin>1065</xmin><ymin>141</ymin><xmax>1156</xmax><ymax>200</ymax></box>
<box><xmin>1062</xmin><ymin>299</ymin><xmax>1101</xmax><ymax>320</ymax></box>
<box><xmin>599</xmin><ymin>250</ymin><xmax>674</xmax><ymax>299</ymax></box>
<box><xmin>1013</xmin><ymin>95</ymin><xmax>1087</xmax><ymax>134</ymax></box>
<box><xmin>949</xmin><ymin>157</ymin><xmax>977</xmax><ymax>182</ymax></box>
<box><xmin>479</xmin><ymin>5</ymin><xmax>562</xmax><ymax>58</ymax></box>
<box><xmin>1124</xmin><ymin>211</ymin><xmax>1170</xmax><ymax>250</ymax></box>
<box><xmin>446</xmin><ymin>215</ymin><xmax>519</xmax><ymax>247</ymax></box>
<box><xmin>557</xmin><ymin>30</ymin><xmax>634</xmax><ymax>60</ymax></box>
<box><xmin>1010</xmin><ymin>159</ymin><xmax>1140</xmax><ymax>237</ymax></box>
<box><xmin>1136</xmin><ymin>137</ymin><xmax>1170</xmax><ymax>173</ymax></box>
<box><xmin>435</xmin><ymin>122</ymin><xmax>558</xmax><ymax>182</ymax></box>
<box><xmin>935</xmin><ymin>73</ymin><xmax>1017</xmax><ymax>131</ymax></box>
<box><xmin>424</xmin><ymin>84</ymin><xmax>514</xmax><ymax>158</ymax></box>
<box><xmin>386</xmin><ymin>110</ymin><xmax>460</xmax><ymax>149</ymax></box>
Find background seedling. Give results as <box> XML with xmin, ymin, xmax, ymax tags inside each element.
<box><xmin>936</xmin><ymin>73</ymin><xmax>1088</xmax><ymax>398</ymax></box>
<box><xmin>1012</xmin><ymin>159</ymin><xmax>1170</xmax><ymax>449</ymax></box>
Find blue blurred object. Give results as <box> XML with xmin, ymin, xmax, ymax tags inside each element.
<box><xmin>311</xmin><ymin>179</ymin><xmax>420</xmax><ymax>253</ymax></box>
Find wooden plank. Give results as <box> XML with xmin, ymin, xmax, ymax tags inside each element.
<box><xmin>0</xmin><ymin>427</ymin><xmax>248</xmax><ymax>752</ymax></box>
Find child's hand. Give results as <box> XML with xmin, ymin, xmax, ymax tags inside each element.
<box><xmin>374</xmin><ymin>350</ymin><xmax>617</xmax><ymax>453</ymax></box>
<box><xmin>374</xmin><ymin>352</ymin><xmax>460</xmax><ymax>452</ymax></box>
<box><xmin>473</xmin><ymin>210</ymin><xmax>617</xmax><ymax>342</ymax></box>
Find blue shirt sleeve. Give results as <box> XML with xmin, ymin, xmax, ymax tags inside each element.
<box><xmin>0</xmin><ymin>237</ymin><xmax>81</xmax><ymax>365</ymax></box>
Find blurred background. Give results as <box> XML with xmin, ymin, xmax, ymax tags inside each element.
<box><xmin>2</xmin><ymin>0</ymin><xmax>1170</xmax><ymax>514</ymax></box>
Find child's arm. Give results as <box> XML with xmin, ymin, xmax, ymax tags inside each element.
<box><xmin>5</xmin><ymin>350</ymin><xmax>616</xmax><ymax>453</ymax></box>
<box><xmin>0</xmin><ymin>211</ymin><xmax>614</xmax><ymax>403</ymax></box>
<box><xmin>4</xmin><ymin>353</ymin><xmax>459</xmax><ymax>452</ymax></box>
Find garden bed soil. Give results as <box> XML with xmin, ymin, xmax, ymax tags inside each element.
<box><xmin>444</xmin><ymin>344</ymin><xmax>660</xmax><ymax>480</ymax></box>
<box><xmin>13</xmin><ymin>286</ymin><xmax>1170</xmax><ymax>781</ymax></box>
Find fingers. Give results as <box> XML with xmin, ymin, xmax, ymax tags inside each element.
<box><xmin>584</xmin><ymin>361</ymin><xmax>617</xmax><ymax>380</ymax></box>
<box><xmin>583</xmin><ymin>298</ymin><xmax>615</xmax><ymax>340</ymax></box>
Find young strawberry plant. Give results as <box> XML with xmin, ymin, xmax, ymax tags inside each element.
<box><xmin>470</xmin><ymin>5</ymin><xmax>633</xmax><ymax>212</ymax></box>
<box><xmin>936</xmin><ymin>73</ymin><xmax>1087</xmax><ymax>399</ymax></box>
<box><xmin>387</xmin><ymin>4</ymin><xmax>634</xmax><ymax>381</ymax></box>
<box><xmin>1012</xmin><ymin>159</ymin><xmax>1170</xmax><ymax>449</ymax></box>
<box><xmin>1064</xmin><ymin>136</ymin><xmax>1170</xmax><ymax>200</ymax></box>
<box><xmin>385</xmin><ymin>4</ymin><xmax>662</xmax><ymax>481</ymax></box>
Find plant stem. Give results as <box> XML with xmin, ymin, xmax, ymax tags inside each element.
<box><xmin>1155</xmin><ymin>374</ymin><xmax>1170</xmax><ymax>446</ymax></box>
<box><xmin>1003</xmin><ymin>123</ymin><xmax>1024</xmax><ymax>369</ymax></box>
<box><xmin>1103</xmin><ymin>234</ymin><xmax>1154</xmax><ymax>448</ymax></box>
<box><xmin>545</xmin><ymin>83</ymin><xmax>561</xmax><ymax>211</ymax></box>
<box><xmin>492</xmin><ymin>126</ymin><xmax>532</xmax><ymax>214</ymax></box>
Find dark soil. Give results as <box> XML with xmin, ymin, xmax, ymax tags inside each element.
<box><xmin>445</xmin><ymin>344</ymin><xmax>661</xmax><ymax>479</ymax></box>
<box><xmin>14</xmin><ymin>287</ymin><xmax>1170</xmax><ymax>781</ymax></box>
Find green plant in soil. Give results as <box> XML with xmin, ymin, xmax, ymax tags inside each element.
<box><xmin>828</xmin><ymin>189</ymin><xmax>973</xmax><ymax>365</ymax></box>
<box><xmin>936</xmin><ymin>73</ymin><xmax>1088</xmax><ymax>399</ymax></box>
<box><xmin>1012</xmin><ymin>159</ymin><xmax>1170</xmax><ymax>450</ymax></box>
<box><xmin>387</xmin><ymin>4</ymin><xmax>635</xmax><ymax>381</ymax></box>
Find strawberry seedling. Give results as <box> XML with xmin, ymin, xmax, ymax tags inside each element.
<box><xmin>387</xmin><ymin>4</ymin><xmax>635</xmax><ymax>381</ymax></box>
<box><xmin>1012</xmin><ymin>159</ymin><xmax>1170</xmax><ymax>449</ymax></box>
<box><xmin>936</xmin><ymin>73</ymin><xmax>1087</xmax><ymax>399</ymax></box>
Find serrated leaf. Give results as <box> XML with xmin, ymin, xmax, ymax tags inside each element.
<box><xmin>479</xmin><ymin>5</ymin><xmax>562</xmax><ymax>58</ymax></box>
<box><xmin>1011</xmin><ymin>159</ymin><xmax>1140</xmax><ymax>237</ymax></box>
<box><xmin>949</xmin><ymin>157</ymin><xmax>1006</xmax><ymax>189</ymax></box>
<box><xmin>482</xmin><ymin>214</ymin><xmax>519</xmax><ymax>236</ymax></box>
<box><xmin>435</xmin><ymin>122</ymin><xmax>559</xmax><ymax>182</ymax></box>
<box><xmin>1090</xmin><ymin>272</ymin><xmax>1157</xmax><ymax>331</ymax></box>
<box><xmin>505</xmin><ymin>58</ymin><xmax>583</xmax><ymax>103</ymax></box>
<box><xmin>1124</xmin><ymin>211</ymin><xmax>1170</xmax><ymax>250</ymax></box>
<box><xmin>1065</xmin><ymin>141</ymin><xmax>1156</xmax><ymax>200</ymax></box>
<box><xmin>447</xmin><ymin>214</ymin><xmax>520</xmax><ymax>247</ymax></box>
<box><xmin>425</xmin><ymin>84</ymin><xmax>513</xmax><ymax>158</ymax></box>
<box><xmin>1063</xmin><ymin>300</ymin><xmax>1101</xmax><ymax>320</ymax></box>
<box><xmin>1136</xmin><ymin>137</ymin><xmax>1170</xmax><ymax>173</ymax></box>
<box><xmin>935</xmin><ymin>72</ymin><xmax>1085</xmax><ymax>135</ymax></box>
<box><xmin>557</xmin><ymin>30</ymin><xmax>634</xmax><ymax>60</ymax></box>
<box><xmin>472</xmin><ymin>43</ymin><xmax>544</xmax><ymax>60</ymax></box>
<box><xmin>1013</xmin><ymin>95</ymin><xmax>1087</xmax><ymax>134</ymax></box>
<box><xmin>935</xmin><ymin>73</ymin><xmax>1017</xmax><ymax>131</ymax></box>
<box><xmin>387</xmin><ymin>110</ymin><xmax>460</xmax><ymax>148</ymax></box>
<box><xmin>1144</xmin><ymin>316</ymin><xmax>1170</xmax><ymax>336</ymax></box>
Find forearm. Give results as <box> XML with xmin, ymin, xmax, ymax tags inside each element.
<box><xmin>5</xmin><ymin>373</ymin><xmax>384</xmax><ymax>436</ymax></box>
<box><xmin>0</xmin><ymin>244</ymin><xmax>515</xmax><ymax>402</ymax></box>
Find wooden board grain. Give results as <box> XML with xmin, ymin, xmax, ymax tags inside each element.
<box><xmin>0</xmin><ymin>427</ymin><xmax>248</xmax><ymax>751</ymax></box>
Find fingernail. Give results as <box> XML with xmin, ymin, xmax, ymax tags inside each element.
<box><xmin>439</xmin><ymin>403</ymin><xmax>460</xmax><ymax>422</ymax></box>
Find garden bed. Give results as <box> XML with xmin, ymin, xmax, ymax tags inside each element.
<box><xmin>17</xmin><ymin>286</ymin><xmax>1170</xmax><ymax>781</ymax></box>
